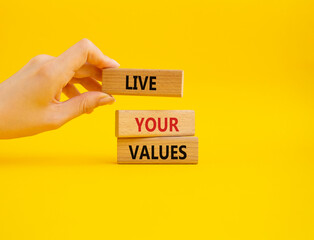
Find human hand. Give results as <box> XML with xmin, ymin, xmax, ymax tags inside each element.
<box><xmin>0</xmin><ymin>39</ymin><xmax>119</xmax><ymax>139</ymax></box>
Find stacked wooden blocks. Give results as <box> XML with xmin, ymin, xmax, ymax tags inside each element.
<box><xmin>102</xmin><ymin>68</ymin><xmax>198</xmax><ymax>164</ymax></box>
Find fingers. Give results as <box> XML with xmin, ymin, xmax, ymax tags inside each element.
<box><xmin>55</xmin><ymin>89</ymin><xmax>62</xmax><ymax>101</ymax></box>
<box><xmin>63</xmin><ymin>77</ymin><xmax>103</xmax><ymax>101</ymax></box>
<box><xmin>70</xmin><ymin>77</ymin><xmax>102</xmax><ymax>92</ymax></box>
<box><xmin>54</xmin><ymin>39</ymin><xmax>119</xmax><ymax>80</ymax></box>
<box><xmin>74</xmin><ymin>63</ymin><xmax>102</xmax><ymax>81</ymax></box>
<box><xmin>62</xmin><ymin>83</ymin><xmax>81</xmax><ymax>98</ymax></box>
<box><xmin>55</xmin><ymin>92</ymin><xmax>115</xmax><ymax>125</ymax></box>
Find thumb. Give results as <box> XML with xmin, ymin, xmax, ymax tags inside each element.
<box><xmin>58</xmin><ymin>91</ymin><xmax>115</xmax><ymax>123</ymax></box>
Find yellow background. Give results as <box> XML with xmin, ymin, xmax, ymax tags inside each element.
<box><xmin>0</xmin><ymin>0</ymin><xmax>314</xmax><ymax>239</ymax></box>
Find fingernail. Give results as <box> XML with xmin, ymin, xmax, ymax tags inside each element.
<box><xmin>111</xmin><ymin>59</ymin><xmax>120</xmax><ymax>67</ymax></box>
<box><xmin>98</xmin><ymin>96</ymin><xmax>115</xmax><ymax>106</ymax></box>
<box><xmin>99</xmin><ymin>92</ymin><xmax>111</xmax><ymax>98</ymax></box>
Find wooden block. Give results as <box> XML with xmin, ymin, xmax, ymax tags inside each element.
<box><xmin>116</xmin><ymin>110</ymin><xmax>195</xmax><ymax>138</ymax></box>
<box><xmin>102</xmin><ymin>68</ymin><xmax>183</xmax><ymax>97</ymax></box>
<box><xmin>117</xmin><ymin>137</ymin><xmax>198</xmax><ymax>164</ymax></box>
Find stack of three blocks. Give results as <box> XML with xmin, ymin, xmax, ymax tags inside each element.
<box><xmin>102</xmin><ymin>68</ymin><xmax>199</xmax><ymax>164</ymax></box>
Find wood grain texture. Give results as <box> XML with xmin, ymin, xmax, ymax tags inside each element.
<box><xmin>102</xmin><ymin>68</ymin><xmax>183</xmax><ymax>97</ymax></box>
<box><xmin>117</xmin><ymin>137</ymin><xmax>198</xmax><ymax>164</ymax></box>
<box><xmin>116</xmin><ymin>110</ymin><xmax>195</xmax><ymax>138</ymax></box>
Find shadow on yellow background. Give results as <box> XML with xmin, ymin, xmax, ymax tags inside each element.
<box><xmin>0</xmin><ymin>0</ymin><xmax>314</xmax><ymax>239</ymax></box>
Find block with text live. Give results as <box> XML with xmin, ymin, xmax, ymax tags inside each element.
<box><xmin>102</xmin><ymin>68</ymin><xmax>183</xmax><ymax>97</ymax></box>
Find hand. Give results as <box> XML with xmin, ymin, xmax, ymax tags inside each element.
<box><xmin>0</xmin><ymin>39</ymin><xmax>119</xmax><ymax>139</ymax></box>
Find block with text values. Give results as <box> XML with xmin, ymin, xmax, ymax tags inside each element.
<box><xmin>117</xmin><ymin>137</ymin><xmax>198</xmax><ymax>164</ymax></box>
<box><xmin>116</xmin><ymin>110</ymin><xmax>195</xmax><ymax>138</ymax></box>
<box><xmin>102</xmin><ymin>68</ymin><xmax>184</xmax><ymax>97</ymax></box>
